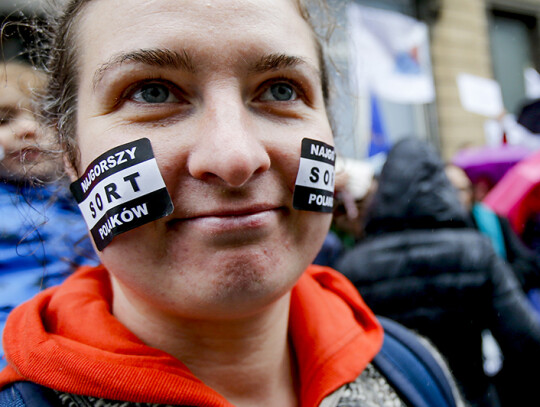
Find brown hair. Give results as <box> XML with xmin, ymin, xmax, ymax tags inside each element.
<box><xmin>38</xmin><ymin>0</ymin><xmax>92</xmax><ymax>171</ymax></box>
<box><xmin>37</xmin><ymin>0</ymin><xmax>331</xmax><ymax>171</ymax></box>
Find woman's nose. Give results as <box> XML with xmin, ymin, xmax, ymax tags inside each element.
<box><xmin>187</xmin><ymin>98</ymin><xmax>271</xmax><ymax>187</ymax></box>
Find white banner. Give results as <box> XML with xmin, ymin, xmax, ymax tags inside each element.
<box><xmin>347</xmin><ymin>4</ymin><xmax>435</xmax><ymax>104</ymax></box>
<box><xmin>457</xmin><ymin>73</ymin><xmax>504</xmax><ymax>118</ymax></box>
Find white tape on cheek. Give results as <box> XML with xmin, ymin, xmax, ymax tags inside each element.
<box><xmin>292</xmin><ymin>138</ymin><xmax>335</xmax><ymax>213</ymax></box>
<box><xmin>70</xmin><ymin>138</ymin><xmax>173</xmax><ymax>251</ymax></box>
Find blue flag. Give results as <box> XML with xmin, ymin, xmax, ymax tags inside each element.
<box><xmin>368</xmin><ymin>93</ymin><xmax>391</xmax><ymax>157</ymax></box>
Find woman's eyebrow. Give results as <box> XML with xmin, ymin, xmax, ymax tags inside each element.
<box><xmin>92</xmin><ymin>50</ymin><xmax>319</xmax><ymax>89</ymax></box>
<box><xmin>249</xmin><ymin>53</ymin><xmax>319</xmax><ymax>77</ymax></box>
<box><xmin>93</xmin><ymin>48</ymin><xmax>195</xmax><ymax>89</ymax></box>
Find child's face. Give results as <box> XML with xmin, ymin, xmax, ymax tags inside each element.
<box><xmin>0</xmin><ymin>72</ymin><xmax>56</xmax><ymax>181</ymax></box>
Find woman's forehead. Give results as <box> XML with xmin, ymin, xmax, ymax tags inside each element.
<box><xmin>75</xmin><ymin>0</ymin><xmax>321</xmax><ymax>91</ymax></box>
<box><xmin>77</xmin><ymin>0</ymin><xmax>316</xmax><ymax>57</ymax></box>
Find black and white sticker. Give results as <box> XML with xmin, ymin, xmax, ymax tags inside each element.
<box><xmin>293</xmin><ymin>138</ymin><xmax>335</xmax><ymax>213</ymax></box>
<box><xmin>70</xmin><ymin>138</ymin><xmax>173</xmax><ymax>251</ymax></box>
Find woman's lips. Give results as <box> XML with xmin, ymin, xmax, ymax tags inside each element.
<box><xmin>167</xmin><ymin>206</ymin><xmax>282</xmax><ymax>237</ymax></box>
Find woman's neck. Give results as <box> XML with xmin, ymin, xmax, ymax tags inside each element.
<box><xmin>111</xmin><ymin>278</ymin><xmax>298</xmax><ymax>407</ymax></box>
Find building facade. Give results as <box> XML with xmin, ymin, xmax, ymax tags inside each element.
<box><xmin>432</xmin><ymin>0</ymin><xmax>540</xmax><ymax>159</ymax></box>
<box><xmin>332</xmin><ymin>0</ymin><xmax>540</xmax><ymax>160</ymax></box>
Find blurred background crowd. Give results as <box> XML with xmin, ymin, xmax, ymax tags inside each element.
<box><xmin>2</xmin><ymin>0</ymin><xmax>540</xmax><ymax>406</ymax></box>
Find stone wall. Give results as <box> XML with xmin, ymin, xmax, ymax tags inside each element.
<box><xmin>431</xmin><ymin>0</ymin><xmax>492</xmax><ymax>159</ymax></box>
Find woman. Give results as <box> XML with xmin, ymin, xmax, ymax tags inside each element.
<box><xmin>0</xmin><ymin>2</ymin><xmax>459</xmax><ymax>406</ymax></box>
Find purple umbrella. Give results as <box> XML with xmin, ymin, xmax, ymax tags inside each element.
<box><xmin>452</xmin><ymin>144</ymin><xmax>533</xmax><ymax>185</ymax></box>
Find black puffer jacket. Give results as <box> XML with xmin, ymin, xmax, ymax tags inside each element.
<box><xmin>336</xmin><ymin>138</ymin><xmax>540</xmax><ymax>407</ymax></box>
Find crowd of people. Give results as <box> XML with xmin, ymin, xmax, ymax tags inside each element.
<box><xmin>333</xmin><ymin>138</ymin><xmax>540</xmax><ymax>407</ymax></box>
<box><xmin>0</xmin><ymin>0</ymin><xmax>539</xmax><ymax>406</ymax></box>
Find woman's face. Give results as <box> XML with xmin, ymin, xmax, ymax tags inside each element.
<box><xmin>75</xmin><ymin>0</ymin><xmax>333</xmax><ymax>318</ymax></box>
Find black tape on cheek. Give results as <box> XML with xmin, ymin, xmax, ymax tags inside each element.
<box><xmin>293</xmin><ymin>138</ymin><xmax>335</xmax><ymax>213</ymax></box>
<box><xmin>70</xmin><ymin>138</ymin><xmax>174</xmax><ymax>251</ymax></box>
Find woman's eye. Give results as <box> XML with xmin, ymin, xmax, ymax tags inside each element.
<box><xmin>260</xmin><ymin>83</ymin><xmax>297</xmax><ymax>102</ymax></box>
<box><xmin>131</xmin><ymin>83</ymin><xmax>179</xmax><ymax>104</ymax></box>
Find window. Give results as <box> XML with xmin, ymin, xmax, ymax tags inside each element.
<box><xmin>489</xmin><ymin>9</ymin><xmax>539</xmax><ymax>115</ymax></box>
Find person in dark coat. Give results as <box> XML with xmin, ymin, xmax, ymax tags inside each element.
<box><xmin>336</xmin><ymin>138</ymin><xmax>540</xmax><ymax>407</ymax></box>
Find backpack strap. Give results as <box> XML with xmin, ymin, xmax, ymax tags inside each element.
<box><xmin>372</xmin><ymin>316</ymin><xmax>457</xmax><ymax>407</ymax></box>
<box><xmin>0</xmin><ymin>382</ymin><xmax>60</xmax><ymax>407</ymax></box>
